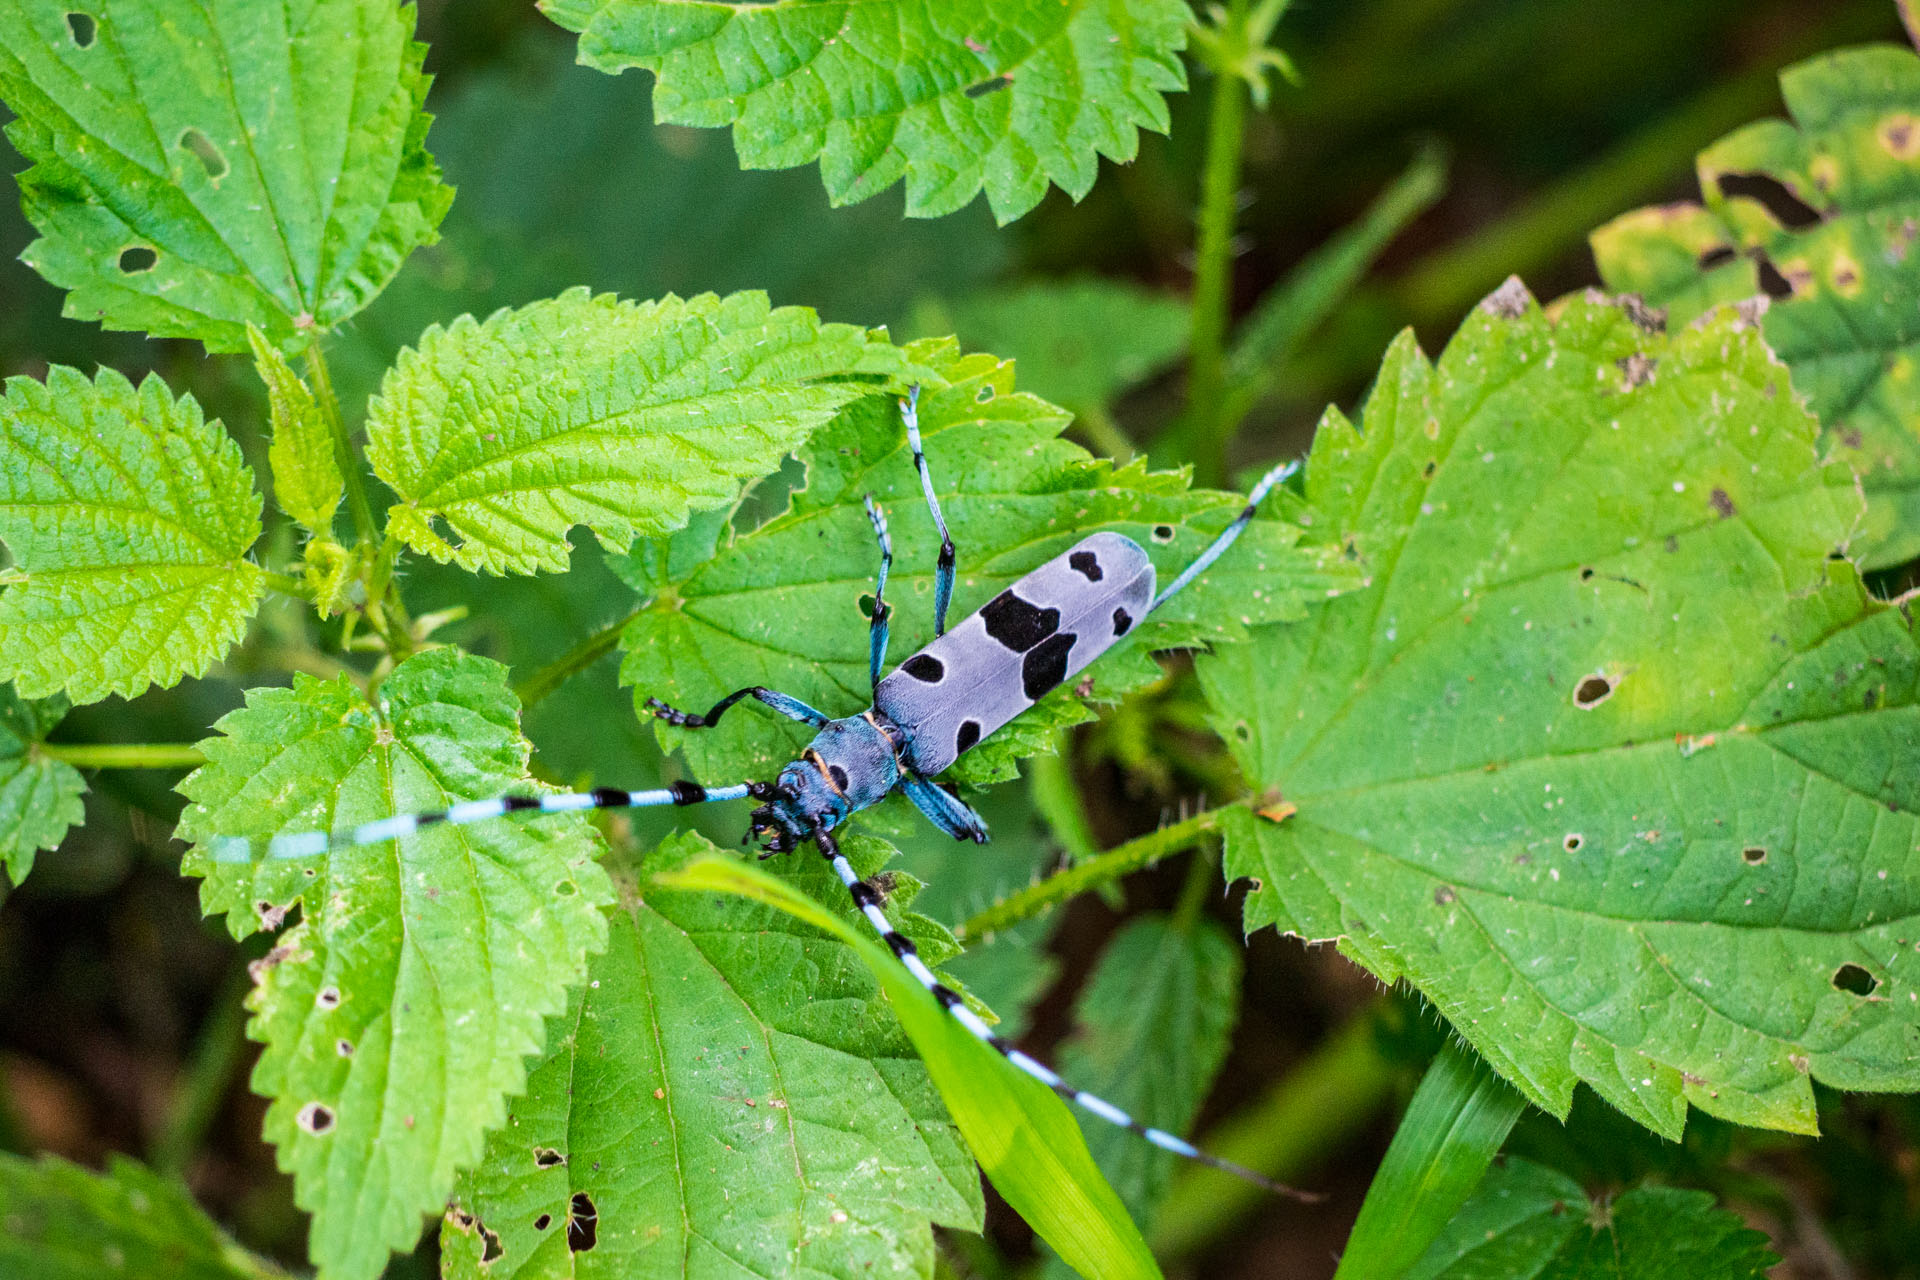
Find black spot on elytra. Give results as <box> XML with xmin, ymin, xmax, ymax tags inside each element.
<box><xmin>981</xmin><ymin>590</ymin><xmax>1059</xmax><ymax>652</ymax></box>
<box><xmin>955</xmin><ymin>720</ymin><xmax>982</xmax><ymax>753</ymax></box>
<box><xmin>1021</xmin><ymin>632</ymin><xmax>1076</xmax><ymax>701</ymax></box>
<box><xmin>827</xmin><ymin>764</ymin><xmax>850</xmax><ymax>792</ymax></box>
<box><xmin>1111</xmin><ymin>607</ymin><xmax>1133</xmax><ymax>636</ymax></box>
<box><xmin>902</xmin><ymin>653</ymin><xmax>944</xmax><ymax>682</ymax></box>
<box><xmin>1068</xmin><ymin>550</ymin><xmax>1103</xmax><ymax>581</ymax></box>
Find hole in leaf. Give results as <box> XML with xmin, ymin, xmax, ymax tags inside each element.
<box><xmin>1832</xmin><ymin>963</ymin><xmax>1878</xmax><ymax>996</ymax></box>
<box><xmin>65</xmin><ymin>12</ymin><xmax>94</xmax><ymax>46</ymax></box>
<box><xmin>1151</xmin><ymin>524</ymin><xmax>1175</xmax><ymax>544</ymax></box>
<box><xmin>858</xmin><ymin>592</ymin><xmax>877</xmax><ymax>620</ymax></box>
<box><xmin>1563</xmin><ymin>834</ymin><xmax>1583</xmax><ymax>852</ymax></box>
<box><xmin>1754</xmin><ymin>253</ymin><xmax>1794</xmax><ymax>299</ymax></box>
<box><xmin>554</xmin><ymin>880</ymin><xmax>576</xmax><ymax>896</ymax></box>
<box><xmin>975</xmin><ymin>385</ymin><xmax>994</xmax><ymax>403</ymax></box>
<box><xmin>481</xmin><ymin>1226</ymin><xmax>504</xmax><ymax>1263</ymax></box>
<box><xmin>316</xmin><ymin>986</ymin><xmax>341</xmax><ymax>1009</ymax></box>
<box><xmin>117</xmin><ymin>246</ymin><xmax>157</xmax><ymax>274</ymax></box>
<box><xmin>297</xmin><ymin>1102</ymin><xmax>334</xmax><ymax>1134</ymax></box>
<box><xmin>1573</xmin><ymin>675</ymin><xmax>1615</xmax><ymax>708</ymax></box>
<box><xmin>1697</xmin><ymin>245</ymin><xmax>1737</xmax><ymax>270</ymax></box>
<box><xmin>534</xmin><ymin>1147</ymin><xmax>565</xmax><ymax>1168</ymax></box>
<box><xmin>1716</xmin><ymin>173</ymin><xmax>1821</xmax><ymax>229</ymax></box>
<box><xmin>336</xmin><ymin>1039</ymin><xmax>353</xmax><ymax>1057</ymax></box>
<box><xmin>1578</xmin><ymin>566</ymin><xmax>1595</xmax><ymax>581</ymax></box>
<box><xmin>178</xmin><ymin>127</ymin><xmax>228</xmax><ymax>179</ymax></box>
<box><xmin>567</xmin><ymin>1193</ymin><xmax>598</xmax><ymax>1252</ymax></box>
<box><xmin>1233</xmin><ymin>723</ymin><xmax>1251</xmax><ymax>742</ymax></box>
<box><xmin>534</xmin><ymin>1213</ymin><xmax>552</xmax><ymax>1232</ymax></box>
<box><xmin>1742</xmin><ymin>846</ymin><xmax>1767</xmax><ymax>865</ymax></box>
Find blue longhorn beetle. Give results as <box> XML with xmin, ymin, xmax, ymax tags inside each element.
<box><xmin>218</xmin><ymin>387</ymin><xmax>1304</xmax><ymax>1193</ymax></box>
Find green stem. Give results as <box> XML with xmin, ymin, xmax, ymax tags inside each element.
<box><xmin>1170</xmin><ymin>844</ymin><xmax>1215</xmax><ymax>934</ymax></box>
<box><xmin>38</xmin><ymin>742</ymin><xmax>206</xmax><ymax>770</ymax></box>
<box><xmin>150</xmin><ymin>955</ymin><xmax>251</xmax><ymax>1177</ymax></box>
<box><xmin>1072</xmin><ymin>401</ymin><xmax>1135</xmax><ymax>463</ymax></box>
<box><xmin>261</xmin><ymin>568</ymin><xmax>309</xmax><ymax>599</ymax></box>
<box><xmin>513</xmin><ymin>608</ymin><xmax>643</xmax><ymax>711</ymax></box>
<box><xmin>303</xmin><ymin>334</ymin><xmax>376</xmax><ymax>547</ymax></box>
<box><xmin>954</xmin><ymin>809</ymin><xmax>1222</xmax><ymax>942</ymax></box>
<box><xmin>1333</xmin><ymin>1040</ymin><xmax>1528</xmax><ymax>1280</ymax></box>
<box><xmin>1186</xmin><ymin>13</ymin><xmax>1251</xmax><ymax>488</ymax></box>
<box><xmin>1153</xmin><ymin>1012</ymin><xmax>1397</xmax><ymax>1258</ymax></box>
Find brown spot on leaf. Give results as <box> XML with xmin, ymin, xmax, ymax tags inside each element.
<box><xmin>1616</xmin><ymin>352</ymin><xmax>1656</xmax><ymax>390</ymax></box>
<box><xmin>1710</xmin><ymin>488</ymin><xmax>1735</xmax><ymax>519</ymax></box>
<box><xmin>1620</xmin><ymin>295</ymin><xmax>1665</xmax><ymax>333</ymax></box>
<box><xmin>1481</xmin><ymin>276</ymin><xmax>1533</xmax><ymax>318</ymax></box>
<box><xmin>1881</xmin><ymin>112</ymin><xmax>1920</xmax><ymax>160</ymax></box>
<box><xmin>1434</xmin><ymin>885</ymin><xmax>1457</xmax><ymax>905</ymax></box>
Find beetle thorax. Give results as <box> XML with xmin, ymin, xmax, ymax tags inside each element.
<box><xmin>747</xmin><ymin>713</ymin><xmax>903</xmax><ymax>853</ymax></box>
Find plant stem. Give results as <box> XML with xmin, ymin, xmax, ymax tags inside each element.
<box><xmin>1186</xmin><ymin>7</ymin><xmax>1252</xmax><ymax>488</ymax></box>
<box><xmin>513</xmin><ymin>608</ymin><xmax>643</xmax><ymax>710</ymax></box>
<box><xmin>303</xmin><ymin>334</ymin><xmax>376</xmax><ymax>547</ymax></box>
<box><xmin>1072</xmin><ymin>401</ymin><xmax>1135</xmax><ymax>463</ymax></box>
<box><xmin>1170</xmin><ymin>844</ymin><xmax>1215</xmax><ymax>934</ymax></box>
<box><xmin>954</xmin><ymin>808</ymin><xmax>1223</xmax><ymax>942</ymax></box>
<box><xmin>261</xmin><ymin>568</ymin><xmax>309</xmax><ymax>599</ymax></box>
<box><xmin>38</xmin><ymin>742</ymin><xmax>206</xmax><ymax>770</ymax></box>
<box><xmin>1153</xmin><ymin>1011</ymin><xmax>1397</xmax><ymax>1257</ymax></box>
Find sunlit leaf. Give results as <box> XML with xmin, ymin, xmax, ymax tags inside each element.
<box><xmin>249</xmin><ymin>326</ymin><xmax>342</xmax><ymax>537</ymax></box>
<box><xmin>1593</xmin><ymin>40</ymin><xmax>1920</xmax><ymax>566</ymax></box>
<box><xmin>659</xmin><ymin>852</ymin><xmax>1163</xmax><ymax>1280</ymax></box>
<box><xmin>542</xmin><ymin>0</ymin><xmax>1189</xmax><ymax>224</ymax></box>
<box><xmin>1200</xmin><ymin>283</ymin><xmax>1917</xmax><ymax>1140</ymax></box>
<box><xmin>441</xmin><ymin>830</ymin><xmax>980</xmax><ymax>1280</ymax></box>
<box><xmin>367</xmin><ymin>288</ymin><xmax>911</xmax><ymax>576</ymax></box>
<box><xmin>0</xmin><ymin>367</ymin><xmax>263</xmax><ymax>704</ymax></box>
<box><xmin>0</xmin><ymin>0</ymin><xmax>451</xmax><ymax>352</ymax></box>
<box><xmin>175</xmin><ymin>648</ymin><xmax>614</xmax><ymax>1280</ymax></box>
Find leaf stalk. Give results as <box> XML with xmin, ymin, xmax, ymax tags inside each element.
<box><xmin>37</xmin><ymin>742</ymin><xmax>206</xmax><ymax>770</ymax></box>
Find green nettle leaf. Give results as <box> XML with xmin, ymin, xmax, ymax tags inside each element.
<box><xmin>1405</xmin><ymin>1158</ymin><xmax>1776</xmax><ymax>1280</ymax></box>
<box><xmin>1592</xmin><ymin>41</ymin><xmax>1920</xmax><ymax>567</ymax></box>
<box><xmin>540</xmin><ymin>0</ymin><xmax>1189</xmax><ymax>224</ymax></box>
<box><xmin>1053</xmin><ymin>915</ymin><xmax>1240</xmax><ymax>1233</ymax></box>
<box><xmin>660</xmin><ymin>853</ymin><xmax>1163</xmax><ymax>1280</ymax></box>
<box><xmin>941</xmin><ymin>278</ymin><xmax>1190</xmax><ymax>415</ymax></box>
<box><xmin>366</xmin><ymin>289</ymin><xmax>912</xmax><ymax>576</ymax></box>
<box><xmin>618</xmin><ymin>339</ymin><xmax>1358</xmax><ymax>786</ymax></box>
<box><xmin>0</xmin><ymin>683</ymin><xmax>84</xmax><ymax>885</ymax></box>
<box><xmin>0</xmin><ymin>1153</ymin><xmax>292</xmax><ymax>1280</ymax></box>
<box><xmin>441</xmin><ymin>831</ymin><xmax>980</xmax><ymax>1280</ymax></box>
<box><xmin>175</xmin><ymin>648</ymin><xmax>615</xmax><ymax>1280</ymax></box>
<box><xmin>249</xmin><ymin>327</ymin><xmax>343</xmax><ymax>536</ymax></box>
<box><xmin>1199</xmin><ymin>283</ymin><xmax>1918</xmax><ymax>1141</ymax></box>
<box><xmin>0</xmin><ymin>367</ymin><xmax>265</xmax><ymax>704</ymax></box>
<box><xmin>0</xmin><ymin>0</ymin><xmax>451</xmax><ymax>353</ymax></box>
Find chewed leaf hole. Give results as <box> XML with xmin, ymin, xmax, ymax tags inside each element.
<box><xmin>1742</xmin><ymin>846</ymin><xmax>1767</xmax><ymax>866</ymax></box>
<box><xmin>1563</xmin><ymin>833</ymin><xmax>1583</xmax><ymax>852</ymax></box>
<box><xmin>481</xmin><ymin>1225</ymin><xmax>504</xmax><ymax>1263</ymax></box>
<box><xmin>554</xmin><ymin>880</ymin><xmax>576</xmax><ymax>896</ymax></box>
<box><xmin>1716</xmin><ymin>172</ymin><xmax>1821</xmax><ymax>229</ymax></box>
<box><xmin>178</xmin><ymin>127</ymin><xmax>228</xmax><ymax>180</ymax></box>
<box><xmin>534</xmin><ymin>1147</ymin><xmax>565</xmax><ymax>1168</ymax></box>
<box><xmin>65</xmin><ymin>11</ymin><xmax>95</xmax><ymax>46</ymax></box>
<box><xmin>316</xmin><ymin>985</ymin><xmax>341</xmax><ymax>1009</ymax></box>
<box><xmin>975</xmin><ymin>384</ymin><xmax>994</xmax><ymax>403</ymax></box>
<box><xmin>858</xmin><ymin>592</ymin><xmax>877</xmax><ymax>620</ymax></box>
<box><xmin>1832</xmin><ymin>963</ymin><xmax>1878</xmax><ymax>997</ymax></box>
<box><xmin>567</xmin><ymin>1192</ymin><xmax>598</xmax><ymax>1252</ymax></box>
<box><xmin>117</xmin><ymin>246</ymin><xmax>157</xmax><ymax>274</ymax></box>
<box><xmin>1573</xmin><ymin>675</ymin><xmax>1615</xmax><ymax>708</ymax></box>
<box><xmin>533</xmin><ymin>1213</ymin><xmax>552</xmax><ymax>1231</ymax></box>
<box><xmin>296</xmin><ymin>1102</ymin><xmax>334</xmax><ymax>1134</ymax></box>
<box><xmin>1151</xmin><ymin>524</ymin><xmax>1175</xmax><ymax>544</ymax></box>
